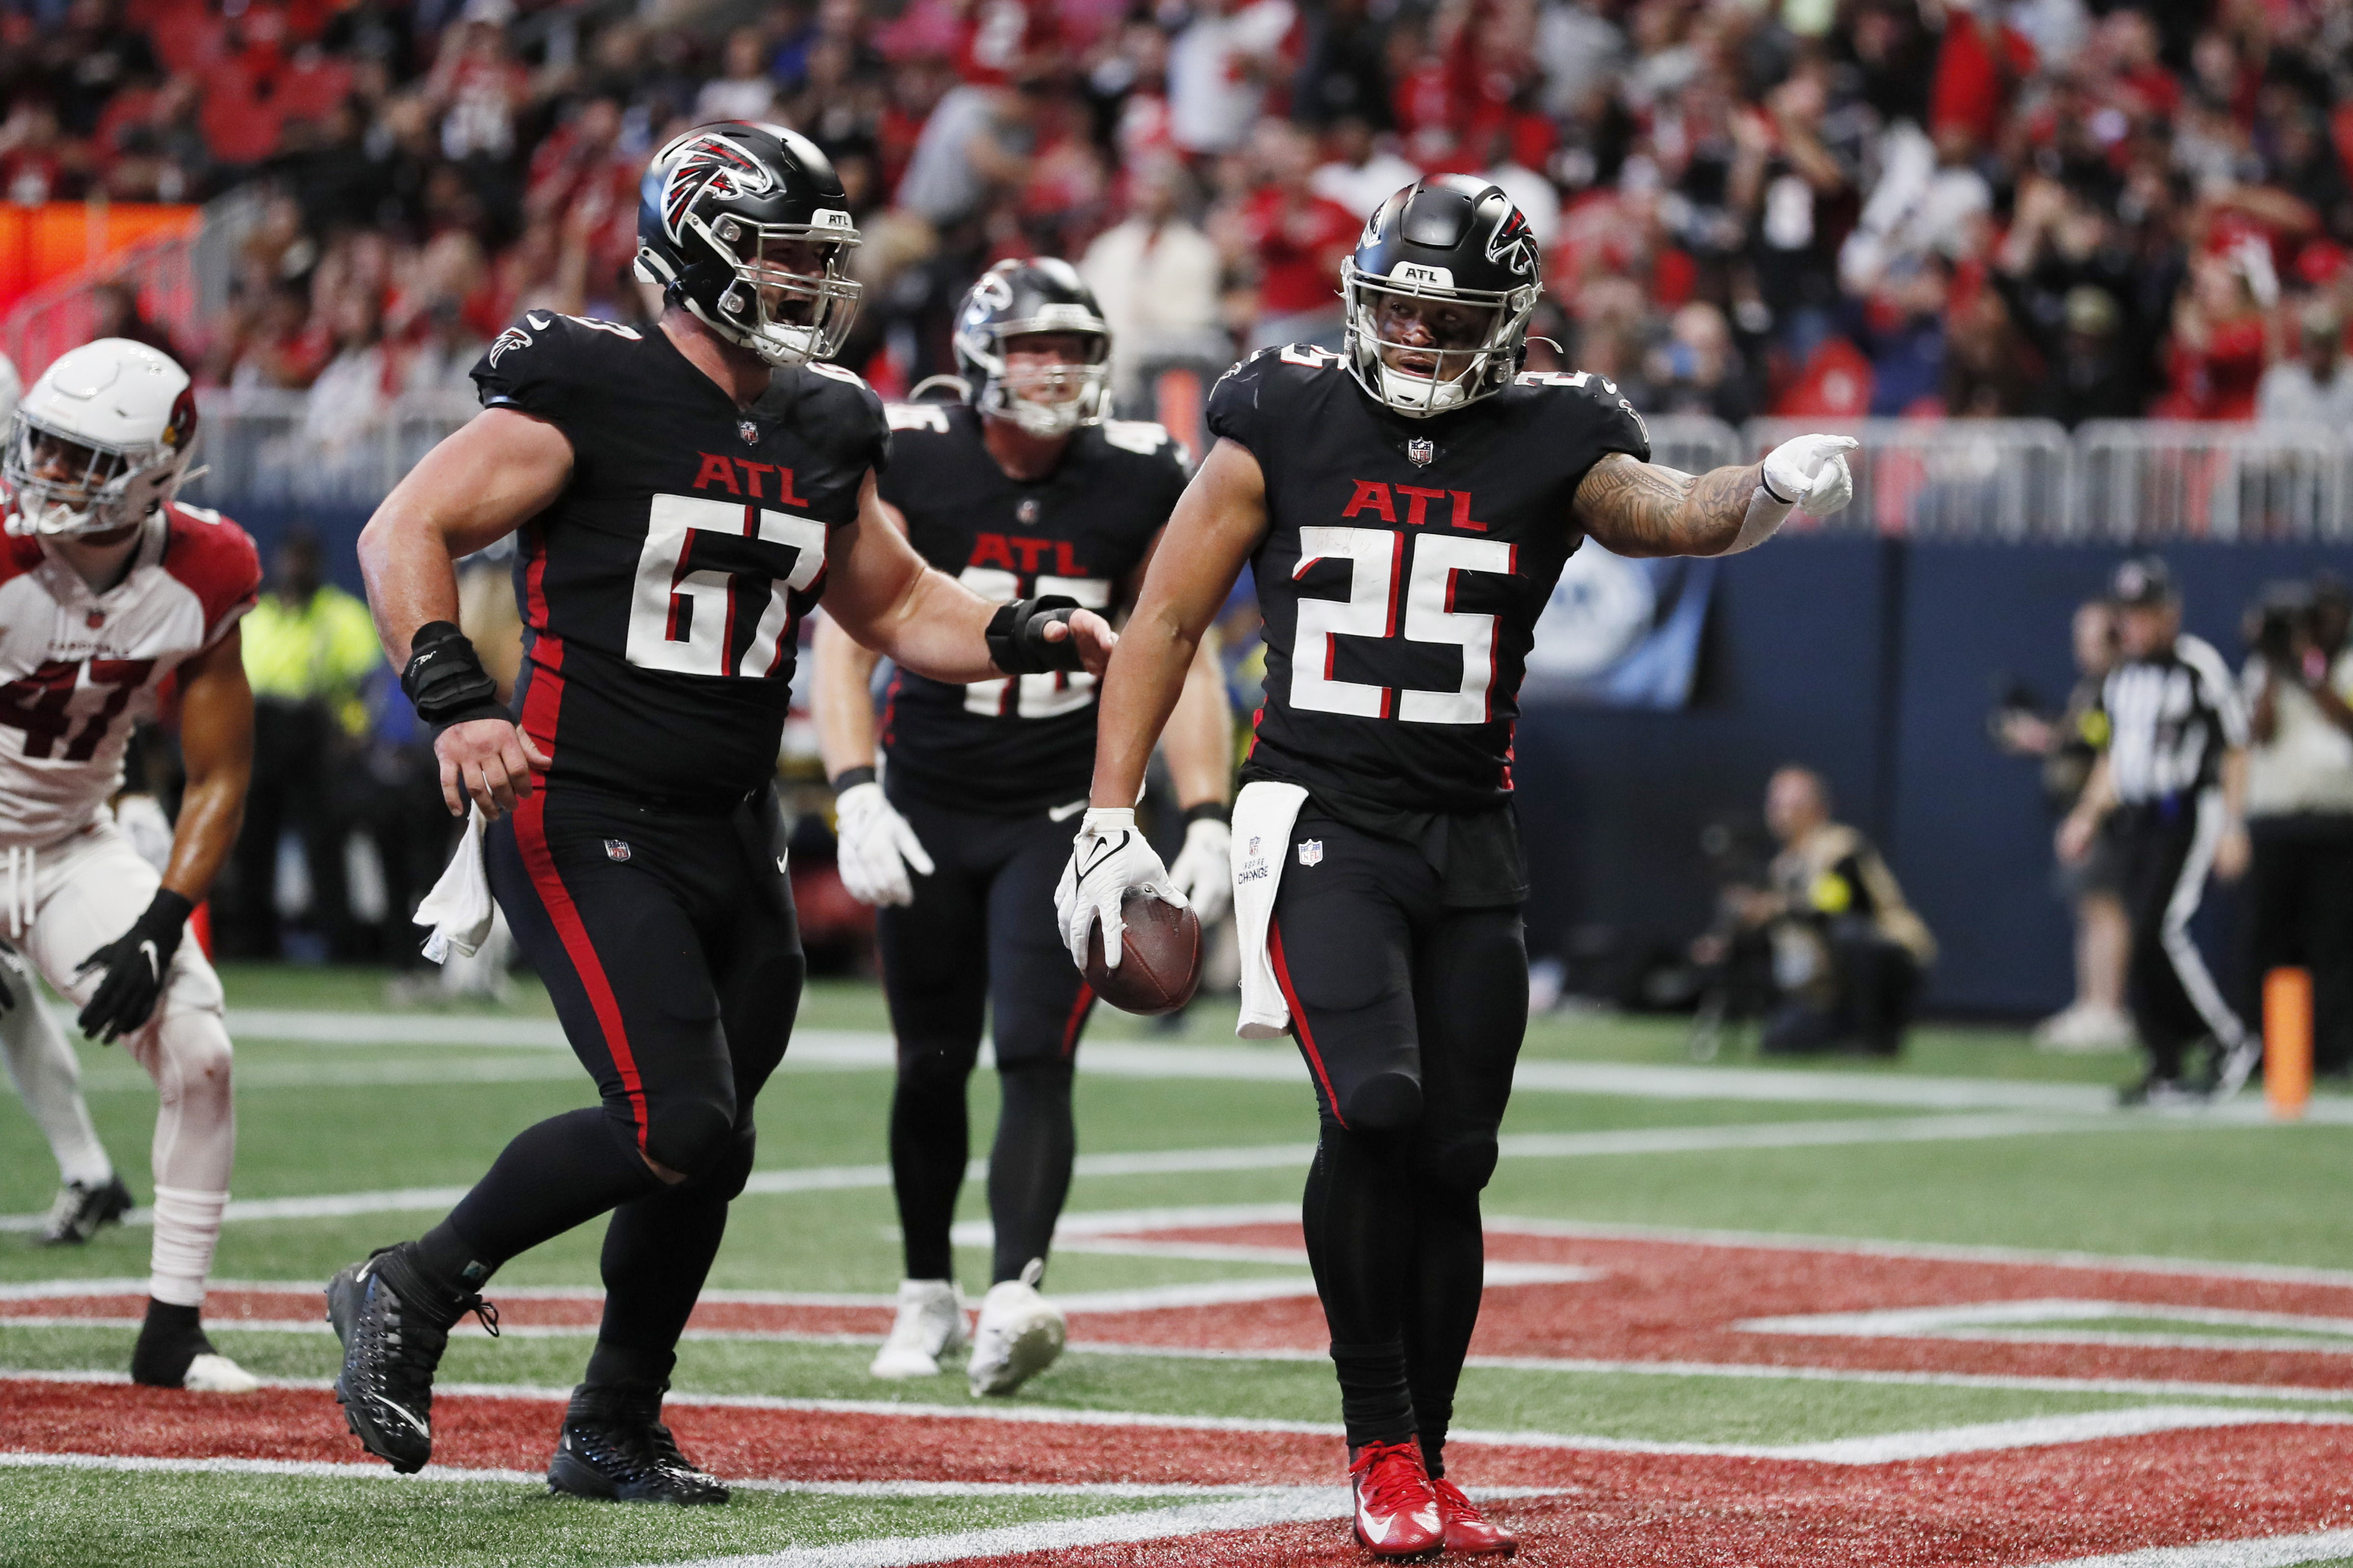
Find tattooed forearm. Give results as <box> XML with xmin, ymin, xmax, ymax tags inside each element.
<box><xmin>1570</xmin><ymin>453</ymin><xmax>1764</xmax><ymax>558</ymax></box>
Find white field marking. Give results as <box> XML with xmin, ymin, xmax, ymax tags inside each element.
<box><xmin>3</xmin><ymin>1370</ymin><xmax>2347</xmax><ymax>1467</ymax></box>
<box><xmin>644</xmin><ymin>1491</ymin><xmax>1356</xmax><ymax>1568</ymax></box>
<box><xmin>2029</xmin><ymin>1529</ymin><xmax>2353</xmax><ymax>1568</ymax></box>
<box><xmin>0</xmin><ymin>1279</ymin><xmax>899</xmax><ymax>1307</ymax></box>
<box><xmin>0</xmin><ymin>1111</ymin><xmax>2129</xmax><ymax>1234</ymax></box>
<box><xmin>1741</xmin><ymin>1300</ymin><xmax>2353</xmax><ymax>1356</ymax></box>
<box><xmin>190</xmin><ymin>1009</ymin><xmax>2353</xmax><ymax>1124</ymax></box>
<box><xmin>0</xmin><ymin>1449</ymin><xmax>1344</xmax><ymax>1499</ymax></box>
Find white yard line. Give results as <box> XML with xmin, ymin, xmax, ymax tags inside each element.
<box><xmin>2029</xmin><ymin>1529</ymin><xmax>2353</xmax><ymax>1567</ymax></box>
<box><xmin>0</xmin><ymin>1110</ymin><xmax>2143</xmax><ymax>1234</ymax></box>
<box><xmin>1740</xmin><ymin>1300</ymin><xmax>2353</xmax><ymax>1357</ymax></box>
<box><xmin>643</xmin><ymin>1491</ymin><xmax>1355</xmax><ymax>1568</ymax></box>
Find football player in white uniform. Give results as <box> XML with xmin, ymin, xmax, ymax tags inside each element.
<box><xmin>0</xmin><ymin>348</ymin><xmax>137</xmax><ymax>1247</ymax></box>
<box><xmin>0</xmin><ymin>338</ymin><xmax>264</xmax><ymax>1392</ymax></box>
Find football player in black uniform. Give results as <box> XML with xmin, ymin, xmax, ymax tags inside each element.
<box><xmin>1057</xmin><ymin>176</ymin><xmax>1858</xmax><ymax>1557</ymax></box>
<box><xmin>811</xmin><ymin>260</ymin><xmax>1232</xmax><ymax>1397</ymax></box>
<box><xmin>329</xmin><ymin>123</ymin><xmax>1116</xmax><ymax>1502</ymax></box>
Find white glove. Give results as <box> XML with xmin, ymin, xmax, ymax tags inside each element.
<box><xmin>833</xmin><ymin>781</ymin><xmax>934</xmax><ymax>907</ymax></box>
<box><xmin>1165</xmin><ymin>816</ymin><xmax>1233</xmax><ymax>926</ymax></box>
<box><xmin>1762</xmin><ymin>433</ymin><xmax>1858</xmax><ymax>517</ymax></box>
<box><xmin>1054</xmin><ymin>807</ymin><xmax>1182</xmax><ymax>970</ymax></box>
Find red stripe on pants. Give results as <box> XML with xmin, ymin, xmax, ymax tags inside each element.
<box><xmin>1269</xmin><ymin>917</ymin><xmax>1345</xmax><ymax>1128</ymax></box>
<box><xmin>512</xmin><ymin>788</ymin><xmax>649</xmax><ymax>1150</ymax></box>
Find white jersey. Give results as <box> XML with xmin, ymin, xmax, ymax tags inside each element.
<box><xmin>0</xmin><ymin>502</ymin><xmax>260</xmax><ymax>846</ymax></box>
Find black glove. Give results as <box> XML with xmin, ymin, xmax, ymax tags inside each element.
<box><xmin>75</xmin><ymin>889</ymin><xmax>193</xmax><ymax>1043</ymax></box>
<box><xmin>984</xmin><ymin>596</ymin><xmax>1088</xmax><ymax>675</ymax></box>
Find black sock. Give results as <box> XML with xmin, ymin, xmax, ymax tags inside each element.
<box><xmin>439</xmin><ymin>1107</ymin><xmax>663</xmax><ymax>1272</ymax></box>
<box><xmin>987</xmin><ymin>1060</ymin><xmax>1074</xmax><ymax>1284</ymax></box>
<box><xmin>888</xmin><ymin>1055</ymin><xmax>972</xmax><ymax>1280</ymax></box>
<box><xmin>1304</xmin><ymin>1122</ymin><xmax>1420</xmax><ymax>1448</ymax></box>
<box><xmin>129</xmin><ymin>1298</ymin><xmax>211</xmax><ymax>1387</ymax></box>
<box><xmin>1402</xmin><ymin>1181</ymin><xmax>1484</xmax><ymax>1480</ymax></box>
<box><xmin>592</xmin><ymin>1179</ymin><xmax>730</xmax><ymax>1376</ymax></box>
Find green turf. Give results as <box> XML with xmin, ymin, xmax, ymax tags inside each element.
<box><xmin>8</xmin><ymin>966</ymin><xmax>2353</xmax><ymax>1566</ymax></box>
<box><xmin>0</xmin><ymin>1467</ymin><xmax>1174</xmax><ymax>1568</ymax></box>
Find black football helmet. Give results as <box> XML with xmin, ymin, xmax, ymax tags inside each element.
<box><xmin>951</xmin><ymin>258</ymin><xmax>1113</xmax><ymax>438</ymax></box>
<box><xmin>1340</xmin><ymin>175</ymin><xmax>1541</xmax><ymax>417</ymax></box>
<box><xmin>635</xmin><ymin>121</ymin><xmax>862</xmax><ymax>368</ymax></box>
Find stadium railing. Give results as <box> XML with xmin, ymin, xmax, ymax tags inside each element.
<box><xmin>2073</xmin><ymin>420</ymin><xmax>2352</xmax><ymax>542</ymax></box>
<box><xmin>1741</xmin><ymin>417</ymin><xmax>2079</xmax><ymax>539</ymax></box>
<box><xmin>185</xmin><ymin>388</ymin><xmax>480</xmax><ymax>511</ymax></box>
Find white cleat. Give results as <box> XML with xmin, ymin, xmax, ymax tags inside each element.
<box><xmin>181</xmin><ymin>1352</ymin><xmax>262</xmax><ymax>1394</ymax></box>
<box><xmin>968</xmin><ymin>1258</ymin><xmax>1065</xmax><ymax>1398</ymax></box>
<box><xmin>869</xmin><ymin>1279</ymin><xmax>967</xmax><ymax>1379</ymax></box>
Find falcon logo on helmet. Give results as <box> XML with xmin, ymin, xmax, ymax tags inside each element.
<box><xmin>634</xmin><ymin>120</ymin><xmax>864</xmax><ymax>369</ymax></box>
<box><xmin>4</xmin><ymin>338</ymin><xmax>200</xmax><ymax>539</ymax></box>
<box><xmin>949</xmin><ymin>259</ymin><xmax>1114</xmax><ymax>440</ymax></box>
<box><xmin>658</xmin><ymin>132</ymin><xmax>777</xmax><ymax>241</ymax></box>
<box><xmin>1339</xmin><ymin>175</ymin><xmax>1543</xmax><ymax>418</ymax></box>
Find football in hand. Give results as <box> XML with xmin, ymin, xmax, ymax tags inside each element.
<box><xmin>1083</xmin><ymin>891</ymin><xmax>1202</xmax><ymax>1016</ymax></box>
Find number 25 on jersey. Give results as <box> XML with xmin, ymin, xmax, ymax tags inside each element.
<box><xmin>1291</xmin><ymin>527</ymin><xmax>1517</xmax><ymax>725</ymax></box>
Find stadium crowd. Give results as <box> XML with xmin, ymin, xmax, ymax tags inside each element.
<box><xmin>4</xmin><ymin>0</ymin><xmax>2353</xmax><ymax>425</ymax></box>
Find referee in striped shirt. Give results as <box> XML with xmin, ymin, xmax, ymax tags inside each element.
<box><xmin>2058</xmin><ymin>557</ymin><xmax>2258</xmax><ymax>1105</ymax></box>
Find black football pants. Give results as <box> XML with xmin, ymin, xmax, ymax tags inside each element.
<box><xmin>877</xmin><ymin>787</ymin><xmax>1096</xmax><ymax>1286</ymax></box>
<box><xmin>2113</xmin><ymin>794</ymin><xmax>2246</xmax><ymax>1081</ymax></box>
<box><xmin>1267</xmin><ymin>810</ymin><xmax>1528</xmax><ymax>1478</ymax></box>
<box><xmin>432</xmin><ymin>782</ymin><xmax>803</xmax><ymax>1391</ymax></box>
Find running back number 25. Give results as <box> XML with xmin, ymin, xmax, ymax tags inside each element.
<box><xmin>1291</xmin><ymin>528</ymin><xmax>1517</xmax><ymax>725</ymax></box>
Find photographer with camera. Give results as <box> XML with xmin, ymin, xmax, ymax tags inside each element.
<box><xmin>2241</xmin><ymin>574</ymin><xmax>2353</xmax><ymax>1078</ymax></box>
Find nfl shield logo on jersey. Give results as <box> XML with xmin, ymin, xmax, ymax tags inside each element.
<box><xmin>1406</xmin><ymin>437</ymin><xmax>1435</xmax><ymax>467</ymax></box>
<box><xmin>1297</xmin><ymin>839</ymin><xmax>1323</xmax><ymax>867</ymax></box>
<box><xmin>739</xmin><ymin>419</ymin><xmax>760</xmax><ymax>445</ymax></box>
<box><xmin>605</xmin><ymin>839</ymin><xmax>632</xmax><ymax>863</ymax></box>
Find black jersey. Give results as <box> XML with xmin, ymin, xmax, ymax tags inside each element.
<box><xmin>1211</xmin><ymin>344</ymin><xmax>1649</xmax><ymax>816</ymax></box>
<box><xmin>877</xmin><ymin>401</ymin><xmax>1187</xmax><ymax>814</ymax></box>
<box><xmin>472</xmin><ymin>312</ymin><xmax>889</xmax><ymax>806</ymax></box>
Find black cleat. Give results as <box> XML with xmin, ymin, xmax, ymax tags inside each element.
<box><xmin>326</xmin><ymin>1243</ymin><xmax>497</xmax><ymax>1474</ymax></box>
<box><xmin>547</xmin><ymin>1384</ymin><xmax>729</xmax><ymax>1505</ymax></box>
<box><xmin>39</xmin><ymin>1173</ymin><xmax>133</xmax><ymax>1245</ymax></box>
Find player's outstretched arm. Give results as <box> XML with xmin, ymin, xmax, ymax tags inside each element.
<box><xmin>824</xmin><ymin>471</ymin><xmax>1116</xmax><ymax>683</ymax></box>
<box><xmin>358</xmin><ymin>407</ymin><xmax>573</xmax><ymax>818</ymax></box>
<box><xmin>74</xmin><ymin>628</ymin><xmax>253</xmax><ymax>1043</ymax></box>
<box><xmin>1057</xmin><ymin>438</ymin><xmax>1265</xmax><ymax>970</ymax></box>
<box><xmin>1573</xmin><ymin>435</ymin><xmax>1857</xmax><ymax>559</ymax></box>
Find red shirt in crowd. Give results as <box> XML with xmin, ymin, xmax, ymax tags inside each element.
<box><xmin>1242</xmin><ymin>187</ymin><xmax>1360</xmax><ymax>318</ymax></box>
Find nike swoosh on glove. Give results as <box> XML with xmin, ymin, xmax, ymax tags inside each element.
<box><xmin>832</xmin><ymin>781</ymin><xmax>934</xmax><ymax>907</ymax></box>
<box><xmin>75</xmin><ymin>888</ymin><xmax>193</xmax><ymax>1043</ymax></box>
<box><xmin>1054</xmin><ymin>808</ymin><xmax>1182</xmax><ymax>970</ymax></box>
<box><xmin>1165</xmin><ymin>818</ymin><xmax>1232</xmax><ymax>926</ymax></box>
<box><xmin>1761</xmin><ymin>433</ymin><xmax>1858</xmax><ymax>516</ymax></box>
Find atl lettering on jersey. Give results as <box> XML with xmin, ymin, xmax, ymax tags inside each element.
<box><xmin>1209</xmin><ymin>344</ymin><xmax>1649</xmax><ymax>816</ymax></box>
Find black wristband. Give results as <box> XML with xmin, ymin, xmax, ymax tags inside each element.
<box><xmin>1759</xmin><ymin>470</ymin><xmax>1800</xmax><ymax>505</ymax></box>
<box><xmin>830</xmin><ymin>765</ymin><xmax>877</xmax><ymax>792</ymax></box>
<box><xmin>1183</xmin><ymin>801</ymin><xmax>1231</xmax><ymax>827</ymax></box>
<box><xmin>402</xmin><ymin>621</ymin><xmax>507</xmax><ymax>734</ymax></box>
<box><xmin>984</xmin><ymin>596</ymin><xmax>1087</xmax><ymax>675</ymax></box>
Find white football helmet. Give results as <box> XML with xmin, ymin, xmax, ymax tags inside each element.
<box><xmin>0</xmin><ymin>352</ymin><xmax>20</xmax><ymax>430</ymax></box>
<box><xmin>5</xmin><ymin>338</ymin><xmax>198</xmax><ymax>538</ymax></box>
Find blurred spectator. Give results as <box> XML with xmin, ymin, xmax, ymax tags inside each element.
<box><xmin>1996</xmin><ymin>600</ymin><xmax>2133</xmax><ymax>1051</ymax></box>
<box><xmin>2031</xmin><ymin>284</ymin><xmax>2143</xmax><ymax>426</ymax></box>
<box><xmin>1080</xmin><ymin>158</ymin><xmax>1227</xmax><ymax>411</ymax></box>
<box><xmin>896</xmin><ymin>78</ymin><xmax>1037</xmax><ymax>229</ymax></box>
<box><xmin>1291</xmin><ymin>0</ymin><xmax>1392</xmax><ymax>130</ymax></box>
<box><xmin>1310</xmin><ymin>115</ymin><xmax>1418</xmax><ymax>218</ymax></box>
<box><xmin>695</xmin><ymin>28</ymin><xmax>779</xmax><ymax>124</ymax></box>
<box><xmin>1644</xmin><ymin>300</ymin><xmax>1751</xmax><ymax>423</ymax></box>
<box><xmin>223</xmin><ymin>528</ymin><xmax>385</xmax><ymax>961</ymax></box>
<box><xmin>300</xmin><ymin>293</ymin><xmax>393</xmax><ymax>456</ymax></box>
<box><xmin>1167</xmin><ymin>0</ymin><xmax>1296</xmax><ymax>157</ymax></box>
<box><xmin>2256</xmin><ymin>302</ymin><xmax>2353</xmax><ymax>427</ymax></box>
<box><xmin>2240</xmin><ymin>577</ymin><xmax>2353</xmax><ymax>1078</ymax></box>
<box><xmin>1232</xmin><ymin>120</ymin><xmax>1358</xmax><ymax>348</ymax></box>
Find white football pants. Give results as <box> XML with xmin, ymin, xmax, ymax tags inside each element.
<box><xmin>3</xmin><ymin>817</ymin><xmax>234</xmax><ymax>1306</ymax></box>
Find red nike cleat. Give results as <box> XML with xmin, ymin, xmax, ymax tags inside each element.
<box><xmin>1433</xmin><ymin>1476</ymin><xmax>1518</xmax><ymax>1555</ymax></box>
<box><xmin>1349</xmin><ymin>1439</ymin><xmax>1443</xmax><ymax>1557</ymax></box>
